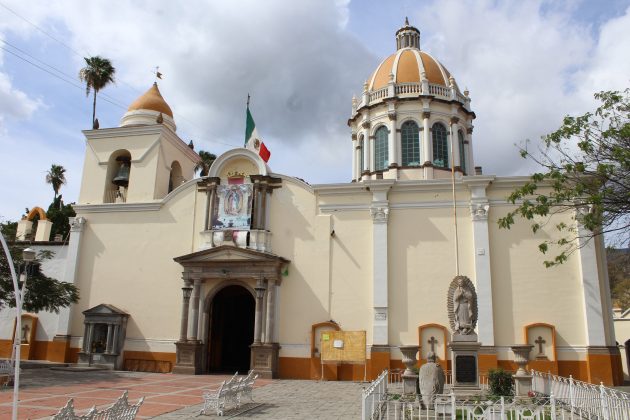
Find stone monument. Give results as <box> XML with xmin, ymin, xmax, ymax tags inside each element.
<box><xmin>447</xmin><ymin>275</ymin><xmax>481</xmax><ymax>391</ymax></box>
<box><xmin>419</xmin><ymin>352</ymin><xmax>445</xmax><ymax>408</ymax></box>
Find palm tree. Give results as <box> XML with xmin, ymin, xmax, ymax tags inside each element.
<box><xmin>78</xmin><ymin>56</ymin><xmax>116</xmax><ymax>128</ymax></box>
<box><xmin>46</xmin><ymin>164</ymin><xmax>66</xmax><ymax>201</ymax></box>
<box><xmin>194</xmin><ymin>150</ymin><xmax>217</xmax><ymax>177</ymax></box>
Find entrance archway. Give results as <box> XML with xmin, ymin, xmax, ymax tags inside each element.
<box><xmin>208</xmin><ymin>285</ymin><xmax>255</xmax><ymax>373</ymax></box>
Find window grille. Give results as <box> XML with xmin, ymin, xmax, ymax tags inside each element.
<box><xmin>401</xmin><ymin>121</ymin><xmax>420</xmax><ymax>166</ymax></box>
<box><xmin>374</xmin><ymin>127</ymin><xmax>389</xmax><ymax>171</ymax></box>
<box><xmin>458</xmin><ymin>130</ymin><xmax>466</xmax><ymax>174</ymax></box>
<box><xmin>432</xmin><ymin>123</ymin><xmax>448</xmax><ymax>168</ymax></box>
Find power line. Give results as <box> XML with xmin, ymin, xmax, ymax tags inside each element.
<box><xmin>0</xmin><ymin>4</ymin><xmax>242</xmax><ymax>150</ymax></box>
<box><xmin>0</xmin><ymin>45</ymin><xmax>127</xmax><ymax>110</ymax></box>
<box><xmin>0</xmin><ymin>1</ymin><xmax>86</xmax><ymax>58</ymax></box>
<box><xmin>0</xmin><ymin>39</ymin><xmax>128</xmax><ymax>109</ymax></box>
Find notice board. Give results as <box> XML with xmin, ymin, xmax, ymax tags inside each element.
<box><xmin>320</xmin><ymin>330</ymin><xmax>366</xmax><ymax>364</ymax></box>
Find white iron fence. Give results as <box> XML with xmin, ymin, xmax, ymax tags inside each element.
<box><xmin>362</xmin><ymin>369</ymin><xmax>630</xmax><ymax>420</ymax></box>
<box><xmin>532</xmin><ymin>370</ymin><xmax>630</xmax><ymax>420</ymax></box>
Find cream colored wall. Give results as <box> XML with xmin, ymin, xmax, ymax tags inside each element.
<box><xmin>388</xmin><ymin>206</ymin><xmax>473</xmax><ymax>347</ymax></box>
<box><xmin>72</xmin><ymin>182</ymin><xmax>203</xmax><ymax>353</ymax></box>
<box><xmin>79</xmin><ymin>132</ymin><xmax>161</xmax><ymax>204</ymax></box>
<box><xmin>488</xmin><ymin>203</ymin><xmax>586</xmax><ymax>348</ymax></box>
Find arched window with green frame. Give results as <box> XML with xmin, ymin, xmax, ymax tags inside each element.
<box><xmin>401</xmin><ymin>120</ymin><xmax>420</xmax><ymax>166</ymax></box>
<box><xmin>374</xmin><ymin>126</ymin><xmax>389</xmax><ymax>171</ymax></box>
<box><xmin>458</xmin><ymin>130</ymin><xmax>466</xmax><ymax>174</ymax></box>
<box><xmin>432</xmin><ymin>122</ymin><xmax>448</xmax><ymax>168</ymax></box>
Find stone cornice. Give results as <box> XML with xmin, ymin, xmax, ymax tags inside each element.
<box><xmin>73</xmin><ymin>202</ymin><xmax>162</xmax><ymax>213</ymax></box>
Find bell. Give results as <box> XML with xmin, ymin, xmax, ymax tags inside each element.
<box><xmin>112</xmin><ymin>157</ymin><xmax>130</xmax><ymax>187</ymax></box>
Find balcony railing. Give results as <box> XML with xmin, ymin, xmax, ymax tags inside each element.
<box><xmin>357</xmin><ymin>82</ymin><xmax>471</xmax><ymax>112</ymax></box>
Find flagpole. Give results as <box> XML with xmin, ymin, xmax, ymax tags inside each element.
<box><xmin>450</xmin><ymin>121</ymin><xmax>460</xmax><ymax>277</ymax></box>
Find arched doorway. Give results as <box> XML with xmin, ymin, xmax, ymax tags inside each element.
<box><xmin>207</xmin><ymin>285</ymin><xmax>255</xmax><ymax>373</ymax></box>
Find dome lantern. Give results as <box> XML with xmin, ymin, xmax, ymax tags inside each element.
<box><xmin>396</xmin><ymin>17</ymin><xmax>420</xmax><ymax>50</ymax></box>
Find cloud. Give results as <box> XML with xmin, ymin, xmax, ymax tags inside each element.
<box><xmin>412</xmin><ymin>0</ymin><xmax>603</xmax><ymax>176</ymax></box>
<box><xmin>0</xmin><ymin>69</ymin><xmax>42</xmax><ymax>130</ymax></box>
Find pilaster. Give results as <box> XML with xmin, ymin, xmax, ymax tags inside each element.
<box><xmin>464</xmin><ymin>177</ymin><xmax>496</xmax><ymax>346</ymax></box>
<box><xmin>366</xmin><ymin>180</ymin><xmax>394</xmax><ymax>345</ymax></box>
<box><xmin>576</xmin><ymin>206</ymin><xmax>607</xmax><ymax>347</ymax></box>
<box><xmin>53</xmin><ymin>217</ymin><xmax>86</xmax><ymax>362</ymax></box>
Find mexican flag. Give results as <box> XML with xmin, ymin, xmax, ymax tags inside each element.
<box><xmin>245</xmin><ymin>105</ymin><xmax>271</xmax><ymax>162</ymax></box>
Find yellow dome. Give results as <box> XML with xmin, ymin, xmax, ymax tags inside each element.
<box><xmin>127</xmin><ymin>82</ymin><xmax>173</xmax><ymax>118</ymax></box>
<box><xmin>369</xmin><ymin>49</ymin><xmax>456</xmax><ymax>91</ymax></box>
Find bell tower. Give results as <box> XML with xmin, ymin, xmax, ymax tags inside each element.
<box><xmin>77</xmin><ymin>83</ymin><xmax>199</xmax><ymax>205</ymax></box>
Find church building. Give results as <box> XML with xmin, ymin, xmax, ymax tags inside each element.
<box><xmin>0</xmin><ymin>20</ymin><xmax>623</xmax><ymax>385</ymax></box>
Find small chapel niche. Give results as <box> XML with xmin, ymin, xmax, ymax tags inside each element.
<box><xmin>12</xmin><ymin>314</ymin><xmax>38</xmax><ymax>360</ymax></box>
<box><xmin>78</xmin><ymin>304</ymin><xmax>129</xmax><ymax>370</ymax></box>
<box><xmin>168</xmin><ymin>160</ymin><xmax>184</xmax><ymax>193</ymax></box>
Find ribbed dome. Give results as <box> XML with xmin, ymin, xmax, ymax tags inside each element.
<box><xmin>128</xmin><ymin>82</ymin><xmax>173</xmax><ymax>118</ymax></box>
<box><xmin>369</xmin><ymin>48</ymin><xmax>456</xmax><ymax>91</ymax></box>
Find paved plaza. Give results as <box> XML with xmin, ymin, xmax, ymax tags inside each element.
<box><xmin>0</xmin><ymin>367</ymin><xmax>364</xmax><ymax>419</ymax></box>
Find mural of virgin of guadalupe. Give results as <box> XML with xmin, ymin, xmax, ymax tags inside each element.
<box><xmin>225</xmin><ymin>189</ymin><xmax>243</xmax><ymax>215</ymax></box>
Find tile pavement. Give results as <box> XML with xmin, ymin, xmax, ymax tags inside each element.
<box><xmin>0</xmin><ymin>368</ymin><xmax>365</xmax><ymax>419</ymax></box>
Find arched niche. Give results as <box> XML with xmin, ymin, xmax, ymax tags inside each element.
<box><xmin>418</xmin><ymin>323</ymin><xmax>449</xmax><ymax>370</ymax></box>
<box><xmin>208</xmin><ymin>148</ymin><xmax>267</xmax><ymax>180</ymax></box>
<box><xmin>168</xmin><ymin>160</ymin><xmax>184</xmax><ymax>193</ymax></box>
<box><xmin>524</xmin><ymin>322</ymin><xmax>558</xmax><ymax>374</ymax></box>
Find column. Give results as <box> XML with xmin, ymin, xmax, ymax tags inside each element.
<box><xmin>253</xmin><ymin>278</ymin><xmax>266</xmax><ymax>344</ymax></box>
<box><xmin>179</xmin><ymin>282</ymin><xmax>192</xmax><ymax>342</ymax></box>
<box><xmin>205</xmin><ymin>182</ymin><xmax>218</xmax><ymax>231</ymax></box>
<box><xmin>450</xmin><ymin>118</ymin><xmax>461</xmax><ymax>169</ymax></box>
<box><xmin>368</xmin><ymin>181</ymin><xmax>393</xmax><ymax>345</ymax></box>
<box><xmin>576</xmin><ymin>208</ymin><xmax>607</xmax><ymax>346</ymax></box>
<box><xmin>82</xmin><ymin>324</ymin><xmax>90</xmax><ymax>352</ymax></box>
<box><xmin>112</xmin><ymin>324</ymin><xmax>119</xmax><ymax>354</ymax></box>
<box><xmin>85</xmin><ymin>323</ymin><xmax>94</xmax><ymax>353</ymax></box>
<box><xmin>422</xmin><ymin>112</ymin><xmax>431</xmax><ymax>165</ymax></box>
<box><xmin>259</xmin><ymin>183</ymin><xmax>268</xmax><ymax>230</ymax></box>
<box><xmin>105</xmin><ymin>324</ymin><xmax>114</xmax><ymax>354</ymax></box>
<box><xmin>264</xmin><ymin>279</ymin><xmax>276</xmax><ymax>344</ymax></box>
<box><xmin>188</xmin><ymin>279</ymin><xmax>201</xmax><ymax>341</ymax></box>
<box><xmin>465</xmin><ymin>178</ymin><xmax>496</xmax><ymax>346</ymax></box>
<box><xmin>55</xmin><ymin>217</ymin><xmax>86</xmax><ymax>337</ymax></box>
<box><xmin>352</xmin><ymin>136</ymin><xmax>358</xmax><ymax>181</ymax></box>
<box><xmin>363</xmin><ymin>129</ymin><xmax>370</xmax><ymax>176</ymax></box>
<box><xmin>388</xmin><ymin>117</ymin><xmax>398</xmax><ymax>168</ymax></box>
<box><xmin>466</xmin><ymin>127</ymin><xmax>475</xmax><ymax>174</ymax></box>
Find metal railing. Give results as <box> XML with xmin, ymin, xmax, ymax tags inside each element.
<box><xmin>362</xmin><ymin>370</ymin><xmax>388</xmax><ymax>420</ymax></box>
<box><xmin>532</xmin><ymin>370</ymin><xmax>630</xmax><ymax>420</ymax></box>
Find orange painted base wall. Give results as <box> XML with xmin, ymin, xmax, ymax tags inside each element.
<box><xmin>2</xmin><ymin>339</ymin><xmax>622</xmax><ymax>385</ymax></box>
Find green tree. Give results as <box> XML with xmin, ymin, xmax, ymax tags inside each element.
<box><xmin>195</xmin><ymin>150</ymin><xmax>217</xmax><ymax>177</ymax></box>
<box><xmin>0</xmin><ymin>243</ymin><xmax>79</xmax><ymax>313</ymax></box>
<box><xmin>498</xmin><ymin>89</ymin><xmax>630</xmax><ymax>267</ymax></box>
<box><xmin>45</xmin><ymin>164</ymin><xmax>66</xmax><ymax>201</ymax></box>
<box><xmin>78</xmin><ymin>56</ymin><xmax>116</xmax><ymax>128</ymax></box>
<box><xmin>608</xmin><ymin>248</ymin><xmax>630</xmax><ymax>309</ymax></box>
<box><xmin>46</xmin><ymin>196</ymin><xmax>76</xmax><ymax>241</ymax></box>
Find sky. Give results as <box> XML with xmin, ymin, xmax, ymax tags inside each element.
<box><xmin>0</xmin><ymin>0</ymin><xmax>629</xmax><ymax>222</ymax></box>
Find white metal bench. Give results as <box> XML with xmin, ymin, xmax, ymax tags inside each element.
<box><xmin>200</xmin><ymin>370</ymin><xmax>259</xmax><ymax>416</ymax></box>
<box><xmin>0</xmin><ymin>360</ymin><xmax>14</xmax><ymax>386</ymax></box>
<box><xmin>52</xmin><ymin>390</ymin><xmax>144</xmax><ymax>420</ymax></box>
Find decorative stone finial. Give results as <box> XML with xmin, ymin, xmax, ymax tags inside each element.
<box><xmin>156</xmin><ymin>112</ymin><xmax>164</xmax><ymax>124</ymax></box>
<box><xmin>464</xmin><ymin>87</ymin><xmax>469</xmax><ymax>97</ymax></box>
<box><xmin>405</xmin><ymin>16</ymin><xmax>409</xmax><ymax>26</ymax></box>
<box><xmin>188</xmin><ymin>140</ymin><xmax>194</xmax><ymax>150</ymax></box>
<box><xmin>363</xmin><ymin>80</ymin><xmax>369</xmax><ymax>92</ymax></box>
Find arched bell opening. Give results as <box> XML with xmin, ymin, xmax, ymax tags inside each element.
<box><xmin>103</xmin><ymin>150</ymin><xmax>131</xmax><ymax>203</ymax></box>
<box><xmin>168</xmin><ymin>160</ymin><xmax>183</xmax><ymax>193</ymax></box>
<box><xmin>206</xmin><ymin>284</ymin><xmax>255</xmax><ymax>373</ymax></box>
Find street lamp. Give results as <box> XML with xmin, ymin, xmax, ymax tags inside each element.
<box><xmin>11</xmin><ymin>247</ymin><xmax>36</xmax><ymax>420</ymax></box>
<box><xmin>0</xmin><ymin>232</ymin><xmax>37</xmax><ymax>420</ymax></box>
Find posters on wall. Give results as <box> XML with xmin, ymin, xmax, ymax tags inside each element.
<box><xmin>211</xmin><ymin>184</ymin><xmax>253</xmax><ymax>230</ymax></box>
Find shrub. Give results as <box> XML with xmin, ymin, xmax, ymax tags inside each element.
<box><xmin>488</xmin><ymin>368</ymin><xmax>514</xmax><ymax>396</ymax></box>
